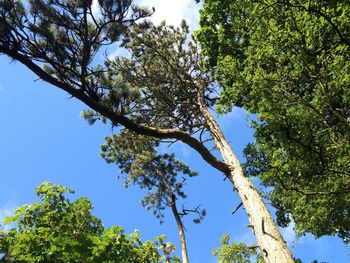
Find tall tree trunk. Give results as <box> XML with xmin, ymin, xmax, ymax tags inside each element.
<box><xmin>156</xmin><ymin>171</ymin><xmax>189</xmax><ymax>263</ymax></box>
<box><xmin>1</xmin><ymin>41</ymin><xmax>292</xmax><ymax>263</ymax></box>
<box><xmin>197</xmin><ymin>84</ymin><xmax>294</xmax><ymax>263</ymax></box>
<box><xmin>171</xmin><ymin>198</ymin><xmax>189</xmax><ymax>263</ymax></box>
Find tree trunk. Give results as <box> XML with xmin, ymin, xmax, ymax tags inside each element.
<box><xmin>171</xmin><ymin>199</ymin><xmax>189</xmax><ymax>263</ymax></box>
<box><xmin>197</xmin><ymin>84</ymin><xmax>294</xmax><ymax>263</ymax></box>
<box><xmin>0</xmin><ymin>41</ymin><xmax>292</xmax><ymax>263</ymax></box>
<box><xmin>156</xmin><ymin>170</ymin><xmax>189</xmax><ymax>263</ymax></box>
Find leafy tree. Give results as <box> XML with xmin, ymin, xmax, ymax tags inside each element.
<box><xmin>212</xmin><ymin>234</ymin><xmax>264</xmax><ymax>263</ymax></box>
<box><xmin>0</xmin><ymin>0</ymin><xmax>294</xmax><ymax>262</ymax></box>
<box><xmin>0</xmin><ymin>182</ymin><xmax>180</xmax><ymax>262</ymax></box>
<box><xmin>196</xmin><ymin>0</ymin><xmax>350</xmax><ymax>242</ymax></box>
<box><xmin>212</xmin><ymin>234</ymin><xmax>308</xmax><ymax>263</ymax></box>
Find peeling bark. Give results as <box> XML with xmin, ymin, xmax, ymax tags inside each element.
<box><xmin>0</xmin><ymin>45</ymin><xmax>294</xmax><ymax>263</ymax></box>
<box><xmin>196</xmin><ymin>81</ymin><xmax>294</xmax><ymax>263</ymax></box>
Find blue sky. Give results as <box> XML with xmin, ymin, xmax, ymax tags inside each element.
<box><xmin>0</xmin><ymin>1</ymin><xmax>349</xmax><ymax>262</ymax></box>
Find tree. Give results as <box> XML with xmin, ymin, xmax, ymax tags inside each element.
<box><xmin>212</xmin><ymin>234</ymin><xmax>304</xmax><ymax>263</ymax></box>
<box><xmin>99</xmin><ymin>130</ymin><xmax>206</xmax><ymax>263</ymax></box>
<box><xmin>0</xmin><ymin>0</ymin><xmax>294</xmax><ymax>262</ymax></box>
<box><xmin>196</xmin><ymin>0</ymin><xmax>350</xmax><ymax>242</ymax></box>
<box><xmin>0</xmin><ymin>182</ymin><xmax>180</xmax><ymax>262</ymax></box>
<box><xmin>212</xmin><ymin>234</ymin><xmax>264</xmax><ymax>263</ymax></box>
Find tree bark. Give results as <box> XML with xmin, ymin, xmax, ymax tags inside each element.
<box><xmin>156</xmin><ymin>170</ymin><xmax>189</xmax><ymax>263</ymax></box>
<box><xmin>0</xmin><ymin>44</ymin><xmax>229</xmax><ymax>176</ymax></box>
<box><xmin>170</xmin><ymin>198</ymin><xmax>189</xmax><ymax>263</ymax></box>
<box><xmin>0</xmin><ymin>45</ymin><xmax>294</xmax><ymax>263</ymax></box>
<box><xmin>196</xmin><ymin>83</ymin><xmax>294</xmax><ymax>263</ymax></box>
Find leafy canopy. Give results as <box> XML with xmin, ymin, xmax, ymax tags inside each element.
<box><xmin>0</xmin><ymin>182</ymin><xmax>180</xmax><ymax>262</ymax></box>
<box><xmin>196</xmin><ymin>0</ymin><xmax>350</xmax><ymax>242</ymax></box>
<box><xmin>212</xmin><ymin>234</ymin><xmax>264</xmax><ymax>263</ymax></box>
<box><xmin>0</xmin><ymin>0</ymin><xmax>228</xmax><ymax>259</ymax></box>
<box><xmin>0</xmin><ymin>0</ymin><xmax>295</xmax><ymax>260</ymax></box>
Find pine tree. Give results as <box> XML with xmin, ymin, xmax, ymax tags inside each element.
<box><xmin>0</xmin><ymin>1</ymin><xmax>294</xmax><ymax>262</ymax></box>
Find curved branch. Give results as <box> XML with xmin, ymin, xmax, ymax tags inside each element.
<box><xmin>0</xmin><ymin>45</ymin><xmax>229</xmax><ymax>174</ymax></box>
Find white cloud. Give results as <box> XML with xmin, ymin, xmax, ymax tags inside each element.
<box><xmin>279</xmin><ymin>223</ymin><xmax>337</xmax><ymax>259</ymax></box>
<box><xmin>96</xmin><ymin>1</ymin><xmax>201</xmax><ymax>60</ymax></box>
<box><xmin>0</xmin><ymin>206</ymin><xmax>14</xmax><ymax>221</ymax></box>
<box><xmin>91</xmin><ymin>0</ymin><xmax>201</xmax><ymax>30</ymax></box>
<box><xmin>91</xmin><ymin>0</ymin><xmax>102</xmax><ymax>20</ymax></box>
<box><xmin>280</xmin><ymin>221</ymin><xmax>297</xmax><ymax>245</ymax></box>
<box><xmin>0</xmin><ymin>203</ymin><xmax>16</xmax><ymax>231</ymax></box>
<box><xmin>137</xmin><ymin>0</ymin><xmax>201</xmax><ymax>30</ymax></box>
<box><xmin>229</xmin><ymin>222</ymin><xmax>297</xmax><ymax>248</ymax></box>
<box><xmin>232</xmin><ymin>229</ymin><xmax>256</xmax><ymax>245</ymax></box>
<box><xmin>157</xmin><ymin>141</ymin><xmax>191</xmax><ymax>159</ymax></box>
<box><xmin>216</xmin><ymin>107</ymin><xmax>247</xmax><ymax>129</ymax></box>
<box><xmin>279</xmin><ymin>220</ymin><xmax>328</xmax><ymax>248</ymax></box>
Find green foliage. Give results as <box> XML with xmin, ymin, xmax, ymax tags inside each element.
<box><xmin>1</xmin><ymin>0</ymin><xmax>212</xmax><ymax>230</ymax></box>
<box><xmin>197</xmin><ymin>0</ymin><xmax>350</xmax><ymax>242</ymax></box>
<box><xmin>212</xmin><ymin>234</ymin><xmax>305</xmax><ymax>263</ymax></box>
<box><xmin>212</xmin><ymin>234</ymin><xmax>263</xmax><ymax>263</ymax></box>
<box><xmin>92</xmin><ymin>20</ymin><xmax>214</xmax><ymax>132</ymax></box>
<box><xmin>0</xmin><ymin>0</ymin><xmax>294</xmax><ymax>259</ymax></box>
<box><xmin>100</xmin><ymin>129</ymin><xmax>206</xmax><ymax>224</ymax></box>
<box><xmin>1</xmin><ymin>1</ymin><xmax>216</xmax><ymax>258</ymax></box>
<box><xmin>0</xmin><ymin>0</ymin><xmax>151</xmax><ymax>95</ymax></box>
<box><xmin>79</xmin><ymin>20</ymin><xmax>212</xmax><ymax>225</ymax></box>
<box><xmin>0</xmin><ymin>182</ymin><xmax>180</xmax><ymax>262</ymax></box>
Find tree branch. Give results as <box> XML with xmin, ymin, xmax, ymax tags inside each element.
<box><xmin>0</xmin><ymin>45</ymin><xmax>230</xmax><ymax>174</ymax></box>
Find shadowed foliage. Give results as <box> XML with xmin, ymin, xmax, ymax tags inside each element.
<box><xmin>0</xmin><ymin>182</ymin><xmax>180</xmax><ymax>262</ymax></box>
<box><xmin>196</xmin><ymin>0</ymin><xmax>350</xmax><ymax>242</ymax></box>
